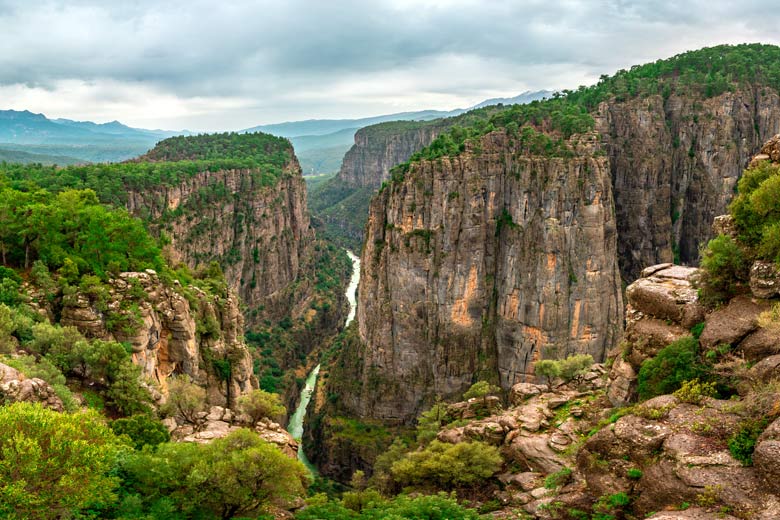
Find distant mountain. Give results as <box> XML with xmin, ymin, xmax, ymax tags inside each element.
<box><xmin>0</xmin><ymin>146</ymin><xmax>83</xmax><ymax>166</ymax></box>
<box><xmin>0</xmin><ymin>110</ymin><xmax>190</xmax><ymax>163</ymax></box>
<box><xmin>246</xmin><ymin>91</ymin><xmax>551</xmax><ymax>174</ymax></box>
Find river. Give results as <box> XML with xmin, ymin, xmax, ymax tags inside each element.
<box><xmin>287</xmin><ymin>249</ymin><xmax>360</xmax><ymax>472</ymax></box>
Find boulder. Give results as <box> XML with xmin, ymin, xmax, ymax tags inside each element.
<box><xmin>750</xmin><ymin>261</ymin><xmax>780</xmax><ymax>299</ymax></box>
<box><xmin>700</xmin><ymin>296</ymin><xmax>770</xmax><ymax>350</ymax></box>
<box><xmin>506</xmin><ymin>433</ymin><xmax>566</xmax><ymax>474</ymax></box>
<box><xmin>750</xmin><ymin>354</ymin><xmax>780</xmax><ymax>382</ymax></box>
<box><xmin>509</xmin><ymin>382</ymin><xmax>545</xmax><ymax>405</ymax></box>
<box><xmin>625</xmin><ymin>266</ymin><xmax>704</xmax><ymax>328</ymax></box>
<box><xmin>712</xmin><ymin>214</ymin><xmax>738</xmax><ymax>239</ymax></box>
<box><xmin>607</xmin><ymin>354</ymin><xmax>637</xmax><ymax>406</ymax></box>
<box><xmin>624</xmin><ymin>317</ymin><xmax>689</xmax><ymax>367</ymax></box>
<box><xmin>739</xmin><ymin>326</ymin><xmax>780</xmax><ymax>361</ymax></box>
<box><xmin>0</xmin><ymin>362</ymin><xmax>64</xmax><ymax>411</ymax></box>
<box><xmin>754</xmin><ymin>418</ymin><xmax>780</xmax><ymax>494</ymax></box>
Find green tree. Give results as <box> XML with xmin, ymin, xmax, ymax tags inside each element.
<box><xmin>118</xmin><ymin>428</ymin><xmax>307</xmax><ymax>519</ymax></box>
<box><xmin>534</xmin><ymin>359</ymin><xmax>561</xmax><ymax>391</ymax></box>
<box><xmin>160</xmin><ymin>375</ymin><xmax>207</xmax><ymax>424</ymax></box>
<box><xmin>0</xmin><ymin>402</ymin><xmax>123</xmax><ymax>519</ymax></box>
<box><xmin>111</xmin><ymin>415</ymin><xmax>171</xmax><ymax>450</ymax></box>
<box><xmin>237</xmin><ymin>388</ymin><xmax>286</xmax><ymax>425</ymax></box>
<box><xmin>390</xmin><ymin>440</ymin><xmax>502</xmax><ymax>490</ymax></box>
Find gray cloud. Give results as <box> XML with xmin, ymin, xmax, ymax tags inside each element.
<box><xmin>0</xmin><ymin>0</ymin><xmax>777</xmax><ymax>129</ymax></box>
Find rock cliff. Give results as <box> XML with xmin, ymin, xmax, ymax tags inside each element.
<box><xmin>38</xmin><ymin>270</ymin><xmax>256</xmax><ymax>408</ymax></box>
<box><xmin>598</xmin><ymin>87</ymin><xmax>780</xmax><ymax>280</ymax></box>
<box><xmin>125</xmin><ymin>161</ymin><xmax>314</xmax><ymax>326</ymax></box>
<box><xmin>339</xmin><ymin>131</ymin><xmax>623</xmax><ymax>422</ymax></box>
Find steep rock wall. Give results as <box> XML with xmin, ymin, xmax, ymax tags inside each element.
<box><xmin>337</xmin><ymin>124</ymin><xmax>441</xmax><ymax>189</ymax></box>
<box><xmin>345</xmin><ymin>131</ymin><xmax>623</xmax><ymax>422</ymax></box>
<box><xmin>55</xmin><ymin>270</ymin><xmax>255</xmax><ymax>408</ymax></box>
<box><xmin>124</xmin><ymin>158</ymin><xmax>314</xmax><ymax>325</ymax></box>
<box><xmin>598</xmin><ymin>87</ymin><xmax>780</xmax><ymax>280</ymax></box>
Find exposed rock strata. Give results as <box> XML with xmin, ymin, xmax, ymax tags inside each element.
<box><xmin>125</xmin><ymin>159</ymin><xmax>314</xmax><ymax>326</ymax></box>
<box><xmin>346</xmin><ymin>131</ymin><xmax>623</xmax><ymax>422</ymax></box>
<box><xmin>50</xmin><ymin>270</ymin><xmax>255</xmax><ymax>408</ymax></box>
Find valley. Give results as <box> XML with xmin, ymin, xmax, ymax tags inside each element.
<box><xmin>2</xmin><ymin>42</ymin><xmax>780</xmax><ymax>520</ymax></box>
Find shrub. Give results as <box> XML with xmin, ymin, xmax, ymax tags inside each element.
<box><xmin>416</xmin><ymin>402</ymin><xmax>450</xmax><ymax>444</ymax></box>
<box><xmin>544</xmin><ymin>467</ymin><xmax>572</xmax><ymax>489</ymax></box>
<box><xmin>111</xmin><ymin>415</ymin><xmax>171</xmax><ymax>450</ymax></box>
<box><xmin>0</xmin><ymin>402</ymin><xmax>122</xmax><ymax>519</ymax></box>
<box><xmin>534</xmin><ymin>359</ymin><xmax>560</xmax><ymax>390</ymax></box>
<box><xmin>627</xmin><ymin>468</ymin><xmax>643</xmax><ymax>479</ymax></box>
<box><xmin>390</xmin><ymin>440</ymin><xmax>502</xmax><ymax>489</ymax></box>
<box><xmin>237</xmin><ymin>388</ymin><xmax>286</xmax><ymax>424</ymax></box>
<box><xmin>673</xmin><ymin>378</ymin><xmax>717</xmax><ymax>404</ymax></box>
<box><xmin>534</xmin><ymin>354</ymin><xmax>595</xmax><ymax>391</ymax></box>
<box><xmin>160</xmin><ymin>375</ymin><xmax>206</xmax><ymax>424</ymax></box>
<box><xmin>697</xmin><ymin>234</ymin><xmax>747</xmax><ymax>305</ymax></box>
<box><xmin>728</xmin><ymin>418</ymin><xmax>769</xmax><ymax>465</ymax></box>
<box><xmin>637</xmin><ymin>336</ymin><xmax>703</xmax><ymax>400</ymax></box>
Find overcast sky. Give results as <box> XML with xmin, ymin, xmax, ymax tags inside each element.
<box><xmin>0</xmin><ymin>0</ymin><xmax>778</xmax><ymax>131</ymax></box>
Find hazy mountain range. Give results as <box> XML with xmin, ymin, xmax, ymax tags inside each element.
<box><xmin>0</xmin><ymin>91</ymin><xmax>550</xmax><ymax>168</ymax></box>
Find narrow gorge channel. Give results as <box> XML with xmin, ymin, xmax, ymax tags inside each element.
<box><xmin>287</xmin><ymin>249</ymin><xmax>361</xmax><ymax>471</ymax></box>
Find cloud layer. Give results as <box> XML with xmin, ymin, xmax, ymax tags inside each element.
<box><xmin>0</xmin><ymin>0</ymin><xmax>778</xmax><ymax>130</ymax></box>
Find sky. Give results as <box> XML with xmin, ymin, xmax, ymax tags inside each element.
<box><xmin>0</xmin><ymin>0</ymin><xmax>778</xmax><ymax>131</ymax></box>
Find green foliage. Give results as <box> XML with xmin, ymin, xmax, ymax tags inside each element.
<box><xmin>416</xmin><ymin>402</ymin><xmax>450</xmax><ymax>444</ymax></box>
<box><xmin>463</xmin><ymin>380</ymin><xmax>499</xmax><ymax>400</ymax></box>
<box><xmin>534</xmin><ymin>353</ymin><xmax>594</xmax><ymax>390</ymax></box>
<box><xmin>673</xmin><ymin>378</ymin><xmax>717</xmax><ymax>404</ymax></box>
<box><xmin>544</xmin><ymin>467</ymin><xmax>573</xmax><ymax>489</ymax></box>
<box><xmin>592</xmin><ymin>492</ymin><xmax>632</xmax><ymax>520</ymax></box>
<box><xmin>698</xmin><ymin>234</ymin><xmax>748</xmax><ymax>305</ymax></box>
<box><xmin>637</xmin><ymin>336</ymin><xmax>703</xmax><ymax>400</ymax></box>
<box><xmin>1</xmin><ymin>132</ymin><xmax>292</xmax><ymax>206</ymax></box>
<box><xmin>690</xmin><ymin>322</ymin><xmax>705</xmax><ymax>339</ymax></box>
<box><xmin>296</xmin><ymin>492</ymin><xmax>480</xmax><ymax>520</ymax></box>
<box><xmin>728</xmin><ymin>418</ymin><xmax>769</xmax><ymax>465</ymax></box>
<box><xmin>159</xmin><ymin>375</ymin><xmax>207</xmax><ymax>424</ymax></box>
<box><xmin>626</xmin><ymin>468</ymin><xmax>643</xmax><ymax>480</ymax></box>
<box><xmin>117</xmin><ymin>428</ymin><xmax>308</xmax><ymax>519</ymax></box>
<box><xmin>0</xmin><ymin>186</ymin><xmax>164</xmax><ymax>277</ymax></box>
<box><xmin>534</xmin><ymin>359</ymin><xmax>560</xmax><ymax>390</ymax></box>
<box><xmin>111</xmin><ymin>415</ymin><xmax>171</xmax><ymax>450</ymax></box>
<box><xmin>237</xmin><ymin>388</ymin><xmax>287</xmax><ymax>424</ymax></box>
<box><xmin>390</xmin><ymin>440</ymin><xmax>502</xmax><ymax>489</ymax></box>
<box><xmin>0</xmin><ymin>402</ymin><xmax>123</xmax><ymax>520</ymax></box>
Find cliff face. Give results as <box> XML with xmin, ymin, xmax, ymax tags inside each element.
<box><xmin>598</xmin><ymin>87</ymin><xmax>780</xmax><ymax>280</ymax></box>
<box><xmin>337</xmin><ymin>124</ymin><xmax>441</xmax><ymax>189</ymax></box>
<box><xmin>125</xmin><ymin>158</ymin><xmax>314</xmax><ymax>325</ymax></box>
<box><xmin>344</xmin><ymin>131</ymin><xmax>623</xmax><ymax>422</ymax></box>
<box><xmin>53</xmin><ymin>270</ymin><xmax>255</xmax><ymax>408</ymax></box>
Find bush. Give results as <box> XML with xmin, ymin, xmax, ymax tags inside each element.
<box><xmin>637</xmin><ymin>336</ymin><xmax>703</xmax><ymax>400</ymax></box>
<box><xmin>0</xmin><ymin>402</ymin><xmax>122</xmax><ymax>519</ymax></box>
<box><xmin>390</xmin><ymin>440</ymin><xmax>502</xmax><ymax>489</ymax></box>
<box><xmin>416</xmin><ymin>402</ymin><xmax>450</xmax><ymax>444</ymax></box>
<box><xmin>111</xmin><ymin>415</ymin><xmax>171</xmax><ymax>450</ymax></box>
<box><xmin>697</xmin><ymin>234</ymin><xmax>748</xmax><ymax>305</ymax></box>
<box><xmin>237</xmin><ymin>388</ymin><xmax>286</xmax><ymax>424</ymax></box>
<box><xmin>534</xmin><ymin>354</ymin><xmax>595</xmax><ymax>390</ymax></box>
<box><xmin>544</xmin><ymin>467</ymin><xmax>572</xmax><ymax>489</ymax></box>
<box><xmin>728</xmin><ymin>419</ymin><xmax>769</xmax><ymax>465</ymax></box>
<box><xmin>160</xmin><ymin>375</ymin><xmax>206</xmax><ymax>424</ymax></box>
<box><xmin>673</xmin><ymin>378</ymin><xmax>717</xmax><ymax>404</ymax></box>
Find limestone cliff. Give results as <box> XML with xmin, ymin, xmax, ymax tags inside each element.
<box><xmin>48</xmin><ymin>270</ymin><xmax>255</xmax><ymax>408</ymax></box>
<box><xmin>598</xmin><ymin>87</ymin><xmax>780</xmax><ymax>280</ymax></box>
<box><xmin>124</xmin><ymin>161</ymin><xmax>314</xmax><ymax>326</ymax></box>
<box><xmin>340</xmin><ymin>131</ymin><xmax>623</xmax><ymax>422</ymax></box>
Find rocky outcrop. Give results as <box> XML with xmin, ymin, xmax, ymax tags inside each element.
<box><xmin>344</xmin><ymin>131</ymin><xmax>623</xmax><ymax>422</ymax></box>
<box><xmin>166</xmin><ymin>405</ymin><xmax>299</xmax><ymax>458</ymax></box>
<box><xmin>597</xmin><ymin>88</ymin><xmax>780</xmax><ymax>280</ymax></box>
<box><xmin>54</xmin><ymin>270</ymin><xmax>255</xmax><ymax>408</ymax></box>
<box><xmin>0</xmin><ymin>362</ymin><xmax>64</xmax><ymax>411</ymax></box>
<box><xmin>337</xmin><ymin>122</ymin><xmax>442</xmax><ymax>189</ymax></box>
<box><xmin>125</xmin><ymin>160</ymin><xmax>314</xmax><ymax>326</ymax></box>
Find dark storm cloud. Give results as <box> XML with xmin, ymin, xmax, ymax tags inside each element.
<box><xmin>0</xmin><ymin>0</ymin><xmax>777</xmax><ymax>129</ymax></box>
